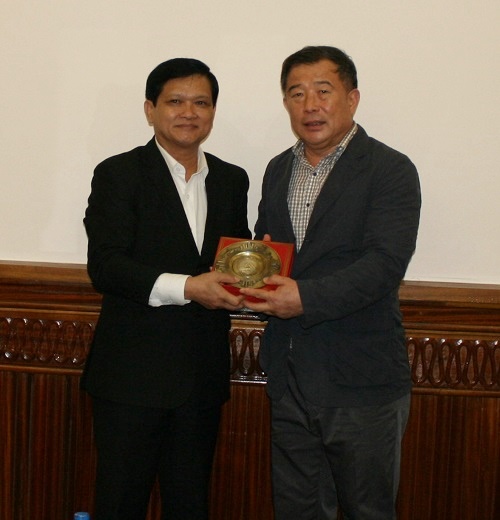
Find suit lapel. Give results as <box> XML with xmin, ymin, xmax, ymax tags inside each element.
<box><xmin>141</xmin><ymin>138</ymin><xmax>200</xmax><ymax>256</ymax></box>
<box><xmin>273</xmin><ymin>152</ymin><xmax>297</xmax><ymax>244</ymax></box>
<box><xmin>303</xmin><ymin>129</ymin><xmax>368</xmax><ymax>244</ymax></box>
<box><xmin>290</xmin><ymin>128</ymin><xmax>369</xmax><ymax>277</ymax></box>
<box><xmin>203</xmin><ymin>158</ymin><xmax>223</xmax><ymax>255</ymax></box>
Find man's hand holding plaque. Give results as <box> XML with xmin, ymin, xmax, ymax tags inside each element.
<box><xmin>213</xmin><ymin>237</ymin><xmax>295</xmax><ymax>309</ymax></box>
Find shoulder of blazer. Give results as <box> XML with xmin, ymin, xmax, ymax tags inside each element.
<box><xmin>349</xmin><ymin>125</ymin><xmax>414</xmax><ymax>166</ymax></box>
<box><xmin>267</xmin><ymin>146</ymin><xmax>294</xmax><ymax>171</ymax></box>
<box><xmin>91</xmin><ymin>139</ymin><xmax>177</xmax><ymax>208</ymax></box>
<box><xmin>204</xmin><ymin>152</ymin><xmax>249</xmax><ymax>194</ymax></box>
<box><xmin>138</xmin><ymin>137</ymin><xmax>168</xmax><ymax>168</ymax></box>
<box><xmin>341</xmin><ymin>124</ymin><xmax>372</xmax><ymax>159</ymax></box>
<box><xmin>95</xmin><ymin>137</ymin><xmax>164</xmax><ymax>173</ymax></box>
<box><xmin>205</xmin><ymin>152</ymin><xmax>247</xmax><ymax>176</ymax></box>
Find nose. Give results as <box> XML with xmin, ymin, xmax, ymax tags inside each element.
<box><xmin>303</xmin><ymin>93</ymin><xmax>319</xmax><ymax>112</ymax></box>
<box><xmin>181</xmin><ymin>102</ymin><xmax>197</xmax><ymax>118</ymax></box>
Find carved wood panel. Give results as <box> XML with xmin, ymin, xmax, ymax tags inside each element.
<box><xmin>407</xmin><ymin>336</ymin><xmax>500</xmax><ymax>393</ymax></box>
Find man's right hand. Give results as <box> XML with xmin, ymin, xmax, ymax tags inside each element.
<box><xmin>184</xmin><ymin>271</ymin><xmax>246</xmax><ymax>311</ymax></box>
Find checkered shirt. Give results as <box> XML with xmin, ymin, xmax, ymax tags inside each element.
<box><xmin>288</xmin><ymin>123</ymin><xmax>358</xmax><ymax>250</ymax></box>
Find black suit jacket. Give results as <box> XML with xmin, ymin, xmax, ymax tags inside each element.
<box><xmin>82</xmin><ymin>138</ymin><xmax>251</xmax><ymax>409</ymax></box>
<box><xmin>255</xmin><ymin>126</ymin><xmax>421</xmax><ymax>407</ymax></box>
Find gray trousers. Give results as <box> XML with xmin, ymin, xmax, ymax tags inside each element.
<box><xmin>270</xmin><ymin>363</ymin><xmax>410</xmax><ymax>520</ymax></box>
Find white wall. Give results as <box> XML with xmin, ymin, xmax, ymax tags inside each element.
<box><xmin>1</xmin><ymin>0</ymin><xmax>499</xmax><ymax>283</ymax></box>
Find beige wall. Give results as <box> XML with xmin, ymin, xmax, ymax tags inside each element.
<box><xmin>1</xmin><ymin>0</ymin><xmax>499</xmax><ymax>283</ymax></box>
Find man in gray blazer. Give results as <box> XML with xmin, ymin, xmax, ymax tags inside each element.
<box><xmin>83</xmin><ymin>58</ymin><xmax>251</xmax><ymax>520</ymax></box>
<box><xmin>241</xmin><ymin>46</ymin><xmax>421</xmax><ymax>519</ymax></box>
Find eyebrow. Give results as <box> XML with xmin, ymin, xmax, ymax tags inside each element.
<box><xmin>167</xmin><ymin>93</ymin><xmax>211</xmax><ymax>99</ymax></box>
<box><xmin>286</xmin><ymin>80</ymin><xmax>334</xmax><ymax>94</ymax></box>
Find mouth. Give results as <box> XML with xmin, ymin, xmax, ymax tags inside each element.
<box><xmin>304</xmin><ymin>120</ymin><xmax>325</xmax><ymax>129</ymax></box>
<box><xmin>175</xmin><ymin>124</ymin><xmax>198</xmax><ymax>131</ymax></box>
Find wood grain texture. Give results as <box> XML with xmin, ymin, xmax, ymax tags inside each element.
<box><xmin>1</xmin><ymin>263</ymin><xmax>499</xmax><ymax>520</ymax></box>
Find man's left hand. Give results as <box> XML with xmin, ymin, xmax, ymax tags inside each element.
<box><xmin>240</xmin><ymin>274</ymin><xmax>303</xmax><ymax>319</ymax></box>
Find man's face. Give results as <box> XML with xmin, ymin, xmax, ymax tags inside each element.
<box><xmin>144</xmin><ymin>74</ymin><xmax>215</xmax><ymax>155</ymax></box>
<box><xmin>283</xmin><ymin>59</ymin><xmax>360</xmax><ymax>162</ymax></box>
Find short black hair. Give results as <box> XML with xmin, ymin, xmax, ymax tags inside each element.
<box><xmin>145</xmin><ymin>58</ymin><xmax>219</xmax><ymax>106</ymax></box>
<box><xmin>281</xmin><ymin>46</ymin><xmax>358</xmax><ymax>93</ymax></box>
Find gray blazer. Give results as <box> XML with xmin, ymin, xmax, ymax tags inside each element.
<box><xmin>255</xmin><ymin>126</ymin><xmax>421</xmax><ymax>407</ymax></box>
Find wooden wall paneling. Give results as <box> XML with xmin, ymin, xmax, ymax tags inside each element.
<box><xmin>32</xmin><ymin>373</ymin><xmax>72</xmax><ymax>517</ymax></box>
<box><xmin>0</xmin><ymin>262</ymin><xmax>99</xmax><ymax>520</ymax></box>
<box><xmin>398</xmin><ymin>392</ymin><xmax>500</xmax><ymax>520</ymax></box>
<box><xmin>210</xmin><ymin>383</ymin><xmax>273</xmax><ymax>520</ymax></box>
<box><xmin>1</xmin><ymin>370</ymin><xmax>20</xmax><ymax>518</ymax></box>
<box><xmin>145</xmin><ymin>484</ymin><xmax>162</xmax><ymax>519</ymax></box>
<box><xmin>210</xmin><ymin>318</ymin><xmax>273</xmax><ymax>519</ymax></box>
<box><xmin>70</xmin><ymin>383</ymin><xmax>97</xmax><ymax>516</ymax></box>
<box><xmin>0</xmin><ymin>369</ymin><xmax>96</xmax><ymax>520</ymax></box>
<box><xmin>397</xmin><ymin>281</ymin><xmax>500</xmax><ymax>520</ymax></box>
<box><xmin>1</xmin><ymin>264</ymin><xmax>500</xmax><ymax>520</ymax></box>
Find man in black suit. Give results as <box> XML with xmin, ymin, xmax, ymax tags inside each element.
<box><xmin>241</xmin><ymin>46</ymin><xmax>421</xmax><ymax>519</ymax></box>
<box><xmin>83</xmin><ymin>58</ymin><xmax>251</xmax><ymax>520</ymax></box>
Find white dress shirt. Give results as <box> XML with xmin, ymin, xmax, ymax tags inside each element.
<box><xmin>148</xmin><ymin>139</ymin><xmax>208</xmax><ymax>307</ymax></box>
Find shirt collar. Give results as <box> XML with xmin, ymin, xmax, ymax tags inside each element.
<box><xmin>154</xmin><ymin>138</ymin><xmax>209</xmax><ymax>180</ymax></box>
<box><xmin>292</xmin><ymin>122</ymin><xmax>358</xmax><ymax>164</ymax></box>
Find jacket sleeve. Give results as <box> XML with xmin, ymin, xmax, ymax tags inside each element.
<box><xmin>83</xmin><ymin>157</ymin><xmax>162</xmax><ymax>304</ymax></box>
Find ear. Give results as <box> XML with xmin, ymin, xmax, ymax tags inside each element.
<box><xmin>144</xmin><ymin>99</ymin><xmax>154</xmax><ymax>126</ymax></box>
<box><xmin>348</xmin><ymin>89</ymin><xmax>360</xmax><ymax>116</ymax></box>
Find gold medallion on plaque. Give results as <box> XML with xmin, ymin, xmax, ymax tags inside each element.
<box><xmin>214</xmin><ymin>240</ymin><xmax>282</xmax><ymax>288</ymax></box>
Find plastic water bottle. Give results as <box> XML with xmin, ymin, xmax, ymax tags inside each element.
<box><xmin>74</xmin><ymin>513</ymin><xmax>90</xmax><ymax>520</ymax></box>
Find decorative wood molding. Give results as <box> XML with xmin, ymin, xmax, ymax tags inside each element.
<box><xmin>0</xmin><ymin>262</ymin><xmax>98</xmax><ymax>375</ymax></box>
<box><xmin>399</xmin><ymin>281</ymin><xmax>500</xmax><ymax>396</ymax></box>
<box><xmin>408</xmin><ymin>336</ymin><xmax>499</xmax><ymax>395</ymax></box>
<box><xmin>0</xmin><ymin>317</ymin><xmax>93</xmax><ymax>374</ymax></box>
<box><xmin>1</xmin><ymin>263</ymin><xmax>500</xmax><ymax>393</ymax></box>
<box><xmin>229</xmin><ymin>316</ymin><xmax>266</xmax><ymax>383</ymax></box>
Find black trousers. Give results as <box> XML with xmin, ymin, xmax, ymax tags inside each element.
<box><xmin>271</xmin><ymin>364</ymin><xmax>410</xmax><ymax>520</ymax></box>
<box><xmin>91</xmin><ymin>395</ymin><xmax>221</xmax><ymax>520</ymax></box>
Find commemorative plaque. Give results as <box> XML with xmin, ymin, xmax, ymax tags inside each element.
<box><xmin>213</xmin><ymin>237</ymin><xmax>295</xmax><ymax>301</ymax></box>
<box><xmin>214</xmin><ymin>240</ymin><xmax>281</xmax><ymax>288</ymax></box>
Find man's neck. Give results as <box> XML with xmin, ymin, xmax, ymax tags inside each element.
<box><xmin>157</xmin><ymin>140</ymin><xmax>200</xmax><ymax>181</ymax></box>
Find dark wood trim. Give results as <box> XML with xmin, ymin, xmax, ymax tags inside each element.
<box><xmin>400</xmin><ymin>279</ymin><xmax>500</xmax><ymax>304</ymax></box>
<box><xmin>0</xmin><ymin>260</ymin><xmax>91</xmax><ymax>287</ymax></box>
